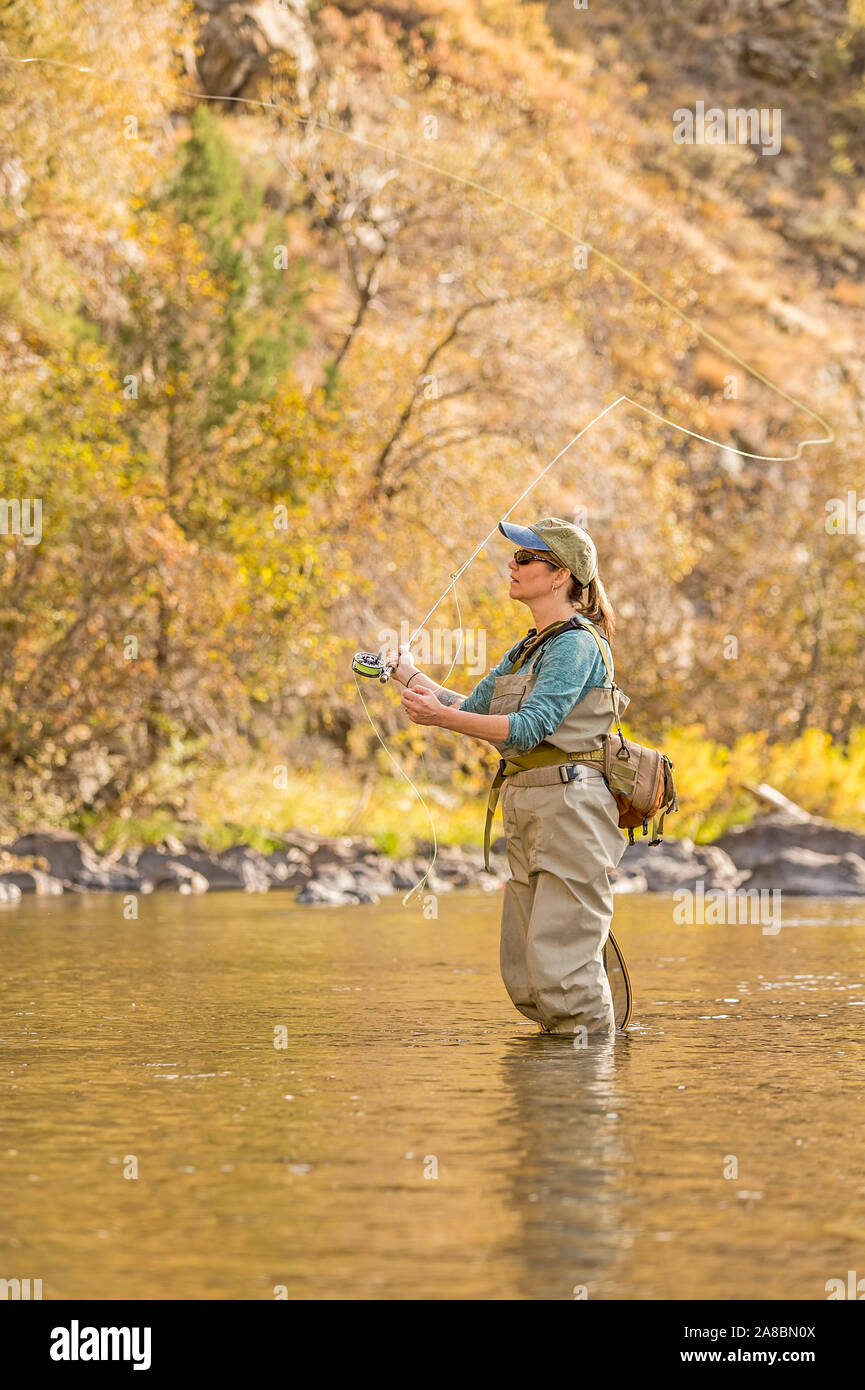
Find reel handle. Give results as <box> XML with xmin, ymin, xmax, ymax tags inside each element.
<box><xmin>351</xmin><ymin>650</ymin><xmax>396</xmax><ymax>682</ymax></box>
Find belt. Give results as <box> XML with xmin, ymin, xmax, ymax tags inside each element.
<box><xmin>483</xmin><ymin>745</ymin><xmax>605</xmax><ymax>871</ymax></box>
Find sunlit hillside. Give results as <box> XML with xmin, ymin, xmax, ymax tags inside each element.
<box><xmin>1</xmin><ymin>0</ymin><xmax>863</xmax><ymax>843</ymax></box>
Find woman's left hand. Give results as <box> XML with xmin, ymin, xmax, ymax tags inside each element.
<box><xmin>401</xmin><ymin>686</ymin><xmax>444</xmax><ymax>726</ymax></box>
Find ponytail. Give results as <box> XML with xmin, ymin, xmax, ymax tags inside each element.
<box><xmin>566</xmin><ymin>572</ymin><xmax>616</xmax><ymax>641</ymax></box>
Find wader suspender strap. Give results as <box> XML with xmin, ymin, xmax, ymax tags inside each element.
<box><xmin>574</xmin><ymin>619</ymin><xmax>626</xmax><ymax>746</ymax></box>
<box><xmin>484</xmin><ymin>761</ymin><xmax>507</xmax><ymax>871</ymax></box>
<box><xmin>508</xmin><ymin>618</ymin><xmax>577</xmax><ymax>673</ymax></box>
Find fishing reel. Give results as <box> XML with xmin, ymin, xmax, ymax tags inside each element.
<box><xmin>351</xmin><ymin>650</ymin><xmax>394</xmax><ymax>682</ymax></box>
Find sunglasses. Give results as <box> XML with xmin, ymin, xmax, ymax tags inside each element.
<box><xmin>513</xmin><ymin>548</ymin><xmax>559</xmax><ymax>568</ymax></box>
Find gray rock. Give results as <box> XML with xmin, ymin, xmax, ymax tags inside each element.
<box><xmin>9</xmin><ymin>831</ymin><xmax>144</xmax><ymax>891</ymax></box>
<box><xmin>195</xmin><ymin>0</ymin><xmax>319</xmax><ymax>108</ymax></box>
<box><xmin>264</xmin><ymin>850</ymin><xmax>312</xmax><ymax>889</ymax></box>
<box><xmin>296</xmin><ymin>879</ymin><xmax>360</xmax><ymax>906</ymax></box>
<box><xmin>264</xmin><ymin>847</ymin><xmax>309</xmax><ymax>867</ymax></box>
<box><xmin>616</xmin><ymin>836</ymin><xmax>743</xmax><ymax>892</ymax></box>
<box><xmin>313</xmin><ymin>865</ymin><xmax>362</xmax><ymax>894</ymax></box>
<box><xmin>11</xmin><ymin>830</ymin><xmax>102</xmax><ymax>880</ymax></box>
<box><xmin>170</xmin><ymin>865</ymin><xmax>210</xmax><ymax>894</ymax></box>
<box><xmin>714</xmin><ymin>812</ymin><xmax>865</xmax><ymax>871</ymax></box>
<box><xmin>117</xmin><ymin>847</ymin><xmax>162</xmax><ymax>874</ymax></box>
<box><xmin>0</xmin><ymin>869</ymin><xmax>64</xmax><ymax>896</ymax></box>
<box><xmin>120</xmin><ymin>849</ymin><xmax>190</xmax><ymax>889</ymax></box>
<box><xmin>422</xmin><ymin>868</ymin><xmax>457</xmax><ymax>895</ymax></box>
<box><xmin>116</xmin><ymin>849</ymin><xmax>210</xmax><ymax>893</ymax></box>
<box><xmin>434</xmin><ymin>845</ymin><xmax>484</xmax><ymax>882</ymax></box>
<box><xmin>346</xmin><ymin>886</ymin><xmax>381</xmax><ymax>904</ymax></box>
<box><xmin>612</xmin><ymin>873</ymin><xmax>648</xmax><ymax>895</ymax></box>
<box><xmin>159</xmin><ymin>834</ymin><xmax>189</xmax><ymax>856</ymax></box>
<box><xmin>123</xmin><ymin>844</ymin><xmax>255</xmax><ymax>892</ymax></box>
<box><xmin>217</xmin><ymin>846</ymin><xmax>272</xmax><ymax>892</ymax></box>
<box><xmin>739</xmin><ymin>849</ymin><xmax>865</xmax><ymax>897</ymax></box>
<box><xmin>436</xmin><ymin>868</ymin><xmax>476</xmax><ymax>887</ymax></box>
<box><xmin>294</xmin><ymin>861</ymin><xmax>403</xmax><ymax>905</ymax></box>
<box><xmin>274</xmin><ymin>830</ymin><xmax>325</xmax><ymax>856</ymax></box>
<box><xmin>163</xmin><ymin>854</ymin><xmax>246</xmax><ymax>892</ymax></box>
<box><xmin>742</xmin><ymin>36</ymin><xmax>806</xmax><ymax>84</ymax></box>
<box><xmin>307</xmin><ymin>837</ymin><xmax>377</xmax><ymax>870</ymax></box>
<box><xmin>428</xmin><ymin>849</ymin><xmax>479</xmax><ymax>887</ymax></box>
<box><xmin>74</xmin><ymin>867</ymin><xmax>147</xmax><ymax>891</ymax></box>
<box><xmin>346</xmin><ymin>867</ymin><xmax>396</xmax><ymax>899</ymax></box>
<box><xmin>435</xmin><ymin>844</ymin><xmax>475</xmax><ymax>861</ymax></box>
<box><xmin>390</xmin><ymin>859</ymin><xmax>421</xmax><ymax>891</ymax></box>
<box><xmin>0</xmin><ymin>879</ymin><xmax>22</xmax><ymax>904</ymax></box>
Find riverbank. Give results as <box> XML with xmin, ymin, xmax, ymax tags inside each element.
<box><xmin>3</xmin><ymin>791</ymin><xmax>865</xmax><ymax>904</ymax></box>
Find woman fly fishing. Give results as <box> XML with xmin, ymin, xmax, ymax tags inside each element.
<box><xmin>383</xmin><ymin>517</ymin><xmax>631</xmax><ymax>1038</ymax></box>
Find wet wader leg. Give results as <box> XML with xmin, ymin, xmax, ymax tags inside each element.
<box><xmin>520</xmin><ymin>774</ymin><xmax>620</xmax><ymax>1036</ymax></box>
<box><xmin>498</xmin><ymin>784</ymin><xmax>544</xmax><ymax>1025</ymax></box>
<box><xmin>525</xmin><ymin>870</ymin><xmax>615</xmax><ymax>1035</ymax></box>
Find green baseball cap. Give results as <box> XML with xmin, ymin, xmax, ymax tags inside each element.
<box><xmin>498</xmin><ymin>516</ymin><xmax>598</xmax><ymax>586</ymax></box>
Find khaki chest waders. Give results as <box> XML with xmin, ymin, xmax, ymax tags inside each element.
<box><xmin>486</xmin><ymin>620</ymin><xmax>633</xmax><ymax>1034</ymax></box>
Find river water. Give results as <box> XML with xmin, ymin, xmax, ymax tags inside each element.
<box><xmin>3</xmin><ymin>888</ymin><xmax>865</xmax><ymax>1301</ymax></box>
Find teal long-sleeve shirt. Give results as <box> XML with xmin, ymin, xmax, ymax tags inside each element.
<box><xmin>460</xmin><ymin>624</ymin><xmax>613</xmax><ymax>752</ymax></box>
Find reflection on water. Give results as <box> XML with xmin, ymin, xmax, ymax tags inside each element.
<box><xmin>2</xmin><ymin>889</ymin><xmax>865</xmax><ymax>1300</ymax></box>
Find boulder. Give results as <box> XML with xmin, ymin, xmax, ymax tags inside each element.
<box><xmin>427</xmin><ymin>846</ymin><xmax>481</xmax><ymax>888</ymax></box>
<box><xmin>175</xmin><ymin>871</ymin><xmax>209</xmax><ymax>894</ymax></box>
<box><xmin>612</xmin><ymin>873</ymin><xmax>648</xmax><ymax>895</ymax></box>
<box><xmin>742</xmin><ymin>37</ymin><xmax>806</xmax><ymax>84</ymax></box>
<box><xmin>307</xmin><ymin>837</ymin><xmax>378</xmax><ymax>870</ymax></box>
<box><xmin>390</xmin><ymin>858</ymin><xmax>422</xmax><ymax>891</ymax></box>
<box><xmin>159</xmin><ymin>853</ymin><xmax>246</xmax><ymax>892</ymax></box>
<box><xmin>120</xmin><ymin>843</ymin><xmax>256</xmax><ymax>892</ymax></box>
<box><xmin>0</xmin><ymin>869</ymin><xmax>64</xmax><ymax>896</ymax></box>
<box><xmin>0</xmin><ymin>879</ymin><xmax>22</xmax><ymax>904</ymax></box>
<box><xmin>739</xmin><ymin>849</ymin><xmax>865</xmax><ymax>897</ymax></box>
<box><xmin>9</xmin><ymin>831</ymin><xmax>144</xmax><ymax>891</ymax></box>
<box><xmin>159</xmin><ymin>834</ymin><xmax>189</xmax><ymax>856</ymax></box>
<box><xmin>714</xmin><ymin>811</ymin><xmax>865</xmax><ymax>871</ymax></box>
<box><xmin>264</xmin><ymin>849</ymin><xmax>312</xmax><ymax>889</ymax></box>
<box><xmin>217</xmin><ymin>845</ymin><xmax>272</xmax><ymax>892</ymax></box>
<box><xmin>432</xmin><ymin>865</ymin><xmax>475</xmax><ymax>888</ymax></box>
<box><xmin>346</xmin><ymin>886</ymin><xmax>381</xmax><ymax>904</ymax></box>
<box><xmin>118</xmin><ymin>848</ymin><xmax>184</xmax><ymax>888</ymax></box>
<box><xmin>117</xmin><ymin>848</ymin><xmax>208</xmax><ymax>893</ymax></box>
<box><xmin>296</xmin><ymin>879</ymin><xmax>362</xmax><ymax>906</ymax></box>
<box><xmin>305</xmin><ymin>864</ymin><xmax>360</xmax><ymax>895</ymax></box>
<box><xmin>344</xmin><ymin>866</ymin><xmax>396</xmax><ymax>899</ymax></box>
<box><xmin>614</xmin><ymin>837</ymin><xmax>743</xmax><ymax>892</ymax></box>
<box><xmin>11</xmin><ymin>830</ymin><xmax>102</xmax><ymax>881</ymax></box>
<box><xmin>194</xmin><ymin>0</ymin><xmax>319</xmax><ymax>108</ymax></box>
<box><xmin>275</xmin><ymin>829</ymin><xmax>327</xmax><ymax>856</ymax></box>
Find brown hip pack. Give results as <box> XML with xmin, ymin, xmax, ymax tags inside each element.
<box><xmin>578</xmin><ymin>622</ymin><xmax>679</xmax><ymax>846</ymax></box>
